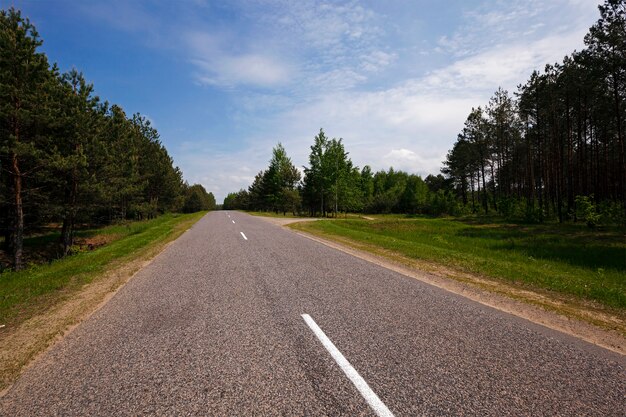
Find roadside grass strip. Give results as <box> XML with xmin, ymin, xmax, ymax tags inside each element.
<box><xmin>290</xmin><ymin>218</ymin><xmax>626</xmax><ymax>311</ymax></box>
<box><xmin>0</xmin><ymin>212</ymin><xmax>206</xmax><ymax>328</ymax></box>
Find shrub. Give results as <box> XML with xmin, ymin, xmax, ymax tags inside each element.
<box><xmin>597</xmin><ymin>200</ymin><xmax>626</xmax><ymax>226</ymax></box>
<box><xmin>523</xmin><ymin>204</ymin><xmax>544</xmax><ymax>224</ymax></box>
<box><xmin>575</xmin><ymin>195</ymin><xmax>600</xmax><ymax>228</ymax></box>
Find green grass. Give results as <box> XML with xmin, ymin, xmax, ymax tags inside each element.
<box><xmin>0</xmin><ymin>212</ymin><xmax>206</xmax><ymax>326</ymax></box>
<box><xmin>290</xmin><ymin>217</ymin><xmax>626</xmax><ymax>309</ymax></box>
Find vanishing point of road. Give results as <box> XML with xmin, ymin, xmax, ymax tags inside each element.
<box><xmin>1</xmin><ymin>212</ymin><xmax>624</xmax><ymax>416</ymax></box>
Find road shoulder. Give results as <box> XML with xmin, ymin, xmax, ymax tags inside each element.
<box><xmin>286</xmin><ymin>223</ymin><xmax>625</xmax><ymax>356</ymax></box>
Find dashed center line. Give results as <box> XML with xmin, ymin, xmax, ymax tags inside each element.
<box><xmin>232</xmin><ymin>220</ymin><xmax>235</xmax><ymax>224</ymax></box>
<box><xmin>301</xmin><ymin>314</ymin><xmax>395</xmax><ymax>417</ymax></box>
<box><xmin>240</xmin><ymin>232</ymin><xmax>248</xmax><ymax>240</ymax></box>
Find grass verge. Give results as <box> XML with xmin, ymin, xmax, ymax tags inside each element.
<box><xmin>0</xmin><ymin>212</ymin><xmax>205</xmax><ymax>391</ymax></box>
<box><xmin>289</xmin><ymin>217</ymin><xmax>625</xmax><ymax>316</ymax></box>
<box><xmin>0</xmin><ymin>212</ymin><xmax>206</xmax><ymax>327</ymax></box>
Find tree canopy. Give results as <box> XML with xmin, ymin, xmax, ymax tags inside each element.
<box><xmin>0</xmin><ymin>8</ymin><xmax>212</xmax><ymax>270</ymax></box>
<box><xmin>444</xmin><ymin>0</ymin><xmax>626</xmax><ymax>223</ymax></box>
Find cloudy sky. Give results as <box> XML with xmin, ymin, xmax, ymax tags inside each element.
<box><xmin>12</xmin><ymin>0</ymin><xmax>602</xmax><ymax>201</ymax></box>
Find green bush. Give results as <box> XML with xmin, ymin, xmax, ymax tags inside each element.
<box><xmin>523</xmin><ymin>204</ymin><xmax>544</xmax><ymax>224</ymax></box>
<box><xmin>575</xmin><ymin>195</ymin><xmax>600</xmax><ymax>228</ymax></box>
<box><xmin>597</xmin><ymin>200</ymin><xmax>626</xmax><ymax>226</ymax></box>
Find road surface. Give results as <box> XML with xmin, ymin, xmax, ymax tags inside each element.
<box><xmin>1</xmin><ymin>212</ymin><xmax>624</xmax><ymax>416</ymax></box>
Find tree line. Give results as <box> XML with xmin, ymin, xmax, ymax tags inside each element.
<box><xmin>0</xmin><ymin>8</ymin><xmax>214</xmax><ymax>270</ymax></box>
<box><xmin>226</xmin><ymin>0</ymin><xmax>625</xmax><ymax>226</ymax></box>
<box><xmin>223</xmin><ymin>129</ymin><xmax>460</xmax><ymax>217</ymax></box>
<box><xmin>444</xmin><ymin>0</ymin><xmax>625</xmax><ymax>223</ymax></box>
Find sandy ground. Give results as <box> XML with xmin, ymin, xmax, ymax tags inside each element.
<box><xmin>255</xmin><ymin>216</ymin><xmax>320</xmax><ymax>226</ymax></box>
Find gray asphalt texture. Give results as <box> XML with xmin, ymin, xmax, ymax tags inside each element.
<box><xmin>1</xmin><ymin>212</ymin><xmax>624</xmax><ymax>416</ymax></box>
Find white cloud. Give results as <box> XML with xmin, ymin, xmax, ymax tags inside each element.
<box><xmin>360</xmin><ymin>50</ymin><xmax>396</xmax><ymax>72</ymax></box>
<box><xmin>437</xmin><ymin>0</ymin><xmax>600</xmax><ymax>58</ymax></box>
<box><xmin>185</xmin><ymin>31</ymin><xmax>293</xmax><ymax>88</ymax></box>
<box><xmin>174</xmin><ymin>148</ymin><xmax>260</xmax><ymax>198</ymax></box>
<box><xmin>273</xmin><ymin>1</ymin><xmax>379</xmax><ymax>52</ymax></box>
<box><xmin>192</xmin><ymin>54</ymin><xmax>292</xmax><ymax>87</ymax></box>
<box><xmin>382</xmin><ymin>148</ymin><xmax>436</xmax><ymax>173</ymax></box>
<box><xmin>216</xmin><ymin>85</ymin><xmax>480</xmax><ymax>194</ymax></box>
<box><xmin>173</xmin><ymin>1</ymin><xmax>388</xmax><ymax>91</ymax></box>
<box><xmin>424</xmin><ymin>30</ymin><xmax>587</xmax><ymax>94</ymax></box>
<box><xmin>310</xmin><ymin>68</ymin><xmax>367</xmax><ymax>91</ymax></box>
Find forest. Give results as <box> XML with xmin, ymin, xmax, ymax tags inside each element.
<box><xmin>0</xmin><ymin>8</ymin><xmax>215</xmax><ymax>271</ymax></box>
<box><xmin>224</xmin><ymin>0</ymin><xmax>625</xmax><ymax>226</ymax></box>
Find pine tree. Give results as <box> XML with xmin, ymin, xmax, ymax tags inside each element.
<box><xmin>0</xmin><ymin>8</ymin><xmax>53</xmax><ymax>269</ymax></box>
<box><xmin>49</xmin><ymin>69</ymin><xmax>99</xmax><ymax>255</ymax></box>
<box><xmin>303</xmin><ymin>129</ymin><xmax>329</xmax><ymax>216</ymax></box>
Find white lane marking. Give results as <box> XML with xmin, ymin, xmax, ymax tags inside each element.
<box><xmin>228</xmin><ymin>215</ymin><xmax>230</xmax><ymax>218</ymax></box>
<box><xmin>232</xmin><ymin>220</ymin><xmax>236</xmax><ymax>224</ymax></box>
<box><xmin>301</xmin><ymin>314</ymin><xmax>395</xmax><ymax>417</ymax></box>
<box><xmin>240</xmin><ymin>232</ymin><xmax>248</xmax><ymax>240</ymax></box>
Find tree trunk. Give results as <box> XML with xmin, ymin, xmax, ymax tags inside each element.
<box><xmin>10</xmin><ymin>152</ymin><xmax>24</xmax><ymax>271</ymax></box>
<box><xmin>480</xmin><ymin>162</ymin><xmax>488</xmax><ymax>214</ymax></box>
<box><xmin>61</xmin><ymin>171</ymin><xmax>78</xmax><ymax>256</ymax></box>
<box><xmin>490</xmin><ymin>162</ymin><xmax>497</xmax><ymax>212</ymax></box>
<box><xmin>2</xmin><ymin>173</ymin><xmax>14</xmax><ymax>254</ymax></box>
<box><xmin>526</xmin><ymin>119</ymin><xmax>535</xmax><ymax>207</ymax></box>
<box><xmin>470</xmin><ymin>173</ymin><xmax>476</xmax><ymax>212</ymax></box>
<box><xmin>461</xmin><ymin>176</ymin><xmax>468</xmax><ymax>205</ymax></box>
<box><xmin>60</xmin><ymin>217</ymin><xmax>73</xmax><ymax>256</ymax></box>
<box><xmin>613</xmin><ymin>75</ymin><xmax>625</xmax><ymax>206</ymax></box>
<box><xmin>566</xmin><ymin>95</ymin><xmax>574</xmax><ymax>215</ymax></box>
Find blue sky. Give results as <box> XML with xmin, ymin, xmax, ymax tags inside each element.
<box><xmin>8</xmin><ymin>0</ymin><xmax>602</xmax><ymax>202</ymax></box>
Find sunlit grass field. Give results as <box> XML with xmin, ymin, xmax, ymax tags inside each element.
<box><xmin>290</xmin><ymin>216</ymin><xmax>626</xmax><ymax>309</ymax></box>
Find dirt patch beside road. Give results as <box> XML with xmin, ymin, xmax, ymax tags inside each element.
<box><xmin>256</xmin><ymin>216</ymin><xmax>320</xmax><ymax>226</ymax></box>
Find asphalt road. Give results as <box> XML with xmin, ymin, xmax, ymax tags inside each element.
<box><xmin>1</xmin><ymin>212</ymin><xmax>624</xmax><ymax>416</ymax></box>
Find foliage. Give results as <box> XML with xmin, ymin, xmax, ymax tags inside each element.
<box><xmin>0</xmin><ymin>8</ymin><xmax>200</xmax><ymax>269</ymax></box>
<box><xmin>575</xmin><ymin>195</ymin><xmax>601</xmax><ymax>228</ymax></box>
<box><xmin>182</xmin><ymin>184</ymin><xmax>215</xmax><ymax>213</ymax></box>
<box><xmin>443</xmin><ymin>0</ymin><xmax>625</xmax><ymax>223</ymax></box>
<box><xmin>228</xmin><ymin>143</ymin><xmax>302</xmax><ymax>214</ymax></box>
